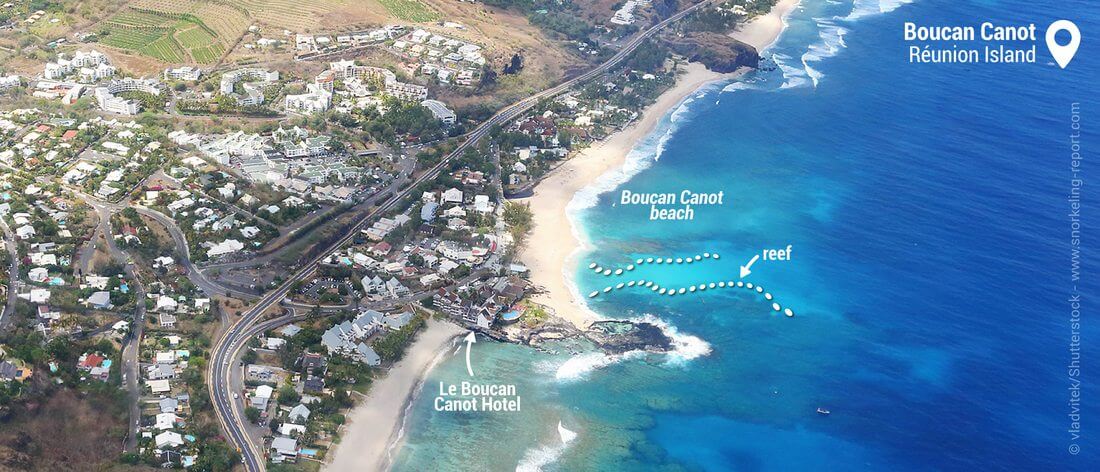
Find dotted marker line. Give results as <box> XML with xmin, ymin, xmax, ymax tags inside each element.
<box><xmin>588</xmin><ymin>277</ymin><xmax>795</xmax><ymax>317</ymax></box>
<box><xmin>587</xmin><ymin>252</ymin><xmax>721</xmax><ymax>277</ymax></box>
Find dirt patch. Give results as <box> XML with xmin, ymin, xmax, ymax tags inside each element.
<box><xmin>90</xmin><ymin>234</ymin><xmax>115</xmax><ymax>273</ymax></box>
<box><xmin>138</xmin><ymin>214</ymin><xmax>175</xmax><ymax>252</ymax></box>
<box><xmin>0</xmin><ymin>389</ymin><xmax>127</xmax><ymax>471</ymax></box>
<box><xmin>97</xmin><ymin>46</ymin><xmax>169</xmax><ymax>77</ymax></box>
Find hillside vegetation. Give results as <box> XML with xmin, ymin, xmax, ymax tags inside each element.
<box><xmin>97</xmin><ymin>1</ymin><xmax>248</xmax><ymax>64</ymax></box>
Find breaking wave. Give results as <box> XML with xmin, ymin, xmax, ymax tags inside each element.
<box><xmin>631</xmin><ymin>314</ymin><xmax>713</xmax><ymax>364</ymax></box>
<box><xmin>553</xmin><ymin>350</ymin><xmax>646</xmax><ymax>382</ymax></box>
<box><xmin>549</xmin><ymin>314</ymin><xmax>712</xmax><ymax>383</ymax></box>
<box><xmin>515</xmin><ymin>421</ymin><xmax>579</xmax><ymax>472</ymax></box>
<box><xmin>778</xmin><ymin>0</ymin><xmax>913</xmax><ymax>88</ymax></box>
<box><xmin>846</xmin><ymin>0</ymin><xmax>914</xmax><ymax>21</ymax></box>
<box><xmin>567</xmin><ymin>93</ymin><xmax>699</xmax><ymax>213</ymax></box>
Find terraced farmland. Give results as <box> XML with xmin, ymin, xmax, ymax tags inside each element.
<box><xmin>134</xmin><ymin>0</ymin><xmax>251</xmax><ymax>41</ymax></box>
<box><xmin>236</xmin><ymin>0</ymin><xmax>342</xmax><ymax>31</ymax></box>
<box><xmin>188</xmin><ymin>43</ymin><xmax>225</xmax><ymax>63</ymax></box>
<box><xmin>99</xmin><ymin>27</ymin><xmax>188</xmax><ymax>63</ymax></box>
<box><xmin>106</xmin><ymin>10</ymin><xmax>176</xmax><ymax>28</ymax></box>
<box><xmin>100</xmin><ymin>3</ymin><xmax>245</xmax><ymax>64</ymax></box>
<box><xmin>377</xmin><ymin>0</ymin><xmax>441</xmax><ymax>22</ymax></box>
<box><xmin>175</xmin><ymin>23</ymin><xmax>216</xmax><ymax>48</ymax></box>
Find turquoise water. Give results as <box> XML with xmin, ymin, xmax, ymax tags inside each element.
<box><xmin>393</xmin><ymin>0</ymin><xmax>1098</xmax><ymax>470</ymax></box>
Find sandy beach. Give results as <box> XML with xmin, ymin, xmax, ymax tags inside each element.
<box><xmin>324</xmin><ymin>4</ymin><xmax>799</xmax><ymax>469</ymax></box>
<box><xmin>516</xmin><ymin>0</ymin><xmax>798</xmax><ymax>330</ymax></box>
<box><xmin>515</xmin><ymin>62</ymin><xmax>739</xmax><ymax>329</ymax></box>
<box><xmin>326</xmin><ymin>318</ymin><xmax>465</xmax><ymax>472</ymax></box>
<box><xmin>730</xmin><ymin>0</ymin><xmax>801</xmax><ymax>50</ymax></box>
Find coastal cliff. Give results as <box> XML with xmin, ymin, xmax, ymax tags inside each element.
<box><xmin>667</xmin><ymin>32</ymin><xmax>761</xmax><ymax>72</ymax></box>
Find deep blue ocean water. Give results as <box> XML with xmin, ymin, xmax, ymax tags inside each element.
<box><xmin>392</xmin><ymin>0</ymin><xmax>1098</xmax><ymax>470</ymax></box>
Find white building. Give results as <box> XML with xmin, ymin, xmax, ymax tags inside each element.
<box><xmin>207</xmin><ymin>239</ymin><xmax>244</xmax><ymax>257</ymax></box>
<box><xmin>164</xmin><ymin>66</ymin><xmax>202</xmax><ymax>81</ymax></box>
<box><xmin>44</xmin><ymin>50</ymin><xmax>109</xmax><ymax>80</ymax></box>
<box><xmin>328</xmin><ymin>61</ymin><xmax>427</xmax><ymax>101</ymax></box>
<box><xmin>220</xmin><ymin>68</ymin><xmax>279</xmax><ymax>105</ymax></box>
<box><xmin>92</xmin><ymin>78</ymin><xmax>159</xmax><ymax>115</ymax></box>
<box><xmin>0</xmin><ymin>75</ymin><xmax>20</xmax><ymax>90</ymax></box>
<box><xmin>155</xmin><ymin>431</ymin><xmax>184</xmax><ymax>449</ymax></box>
<box><xmin>93</xmin><ymin>87</ymin><xmax>139</xmax><ymax>115</ymax></box>
<box><xmin>284</xmin><ymin>82</ymin><xmax>332</xmax><ymax>114</ymax></box>
<box><xmin>78</xmin><ymin>63</ymin><xmax>116</xmax><ymax>83</ymax></box>
<box><xmin>420</xmin><ymin>99</ymin><xmax>456</xmax><ymax>124</ymax></box>
<box><xmin>106</xmin><ymin>77</ymin><xmax>162</xmax><ymax>95</ymax></box>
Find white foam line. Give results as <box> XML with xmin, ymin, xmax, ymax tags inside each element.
<box><xmin>588</xmin><ymin>275</ymin><xmax>796</xmax><ymax>317</ymax></box>
<box><xmin>588</xmin><ymin>252</ymin><xmax>720</xmax><ymax>276</ymax></box>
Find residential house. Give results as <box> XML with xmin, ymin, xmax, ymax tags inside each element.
<box><xmin>155</xmin><ymin>431</ymin><xmax>184</xmax><ymax>449</ymax></box>
<box><xmin>288</xmin><ymin>404</ymin><xmax>311</xmax><ymax>423</ymax></box>
<box><xmin>382</xmin><ymin>312</ymin><xmax>413</xmax><ymax>330</ymax></box>
<box><xmin>270</xmin><ymin>436</ymin><xmax>299</xmax><ymax>463</ymax></box>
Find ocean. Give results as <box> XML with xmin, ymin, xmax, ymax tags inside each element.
<box><xmin>391</xmin><ymin>0</ymin><xmax>1098</xmax><ymax>470</ymax></box>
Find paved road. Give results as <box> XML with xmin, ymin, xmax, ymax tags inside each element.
<box><xmin>64</xmin><ymin>181</ymin><xmax>232</xmax><ymax>298</ymax></box>
<box><xmin>75</xmin><ymin>210</ymin><xmax>103</xmax><ymax>275</ymax></box>
<box><xmin>0</xmin><ymin>215</ymin><xmax>19</xmax><ymax>329</ymax></box>
<box><xmin>197</xmin><ymin>153</ymin><xmax>418</xmax><ymax>273</ymax></box>
<box><xmin>84</xmin><ymin>200</ymin><xmax>147</xmax><ymax>453</ymax></box>
<box><xmin>66</xmin><ymin>189</ymin><xmax>229</xmax><ymax>451</ymax></box>
<box><xmin>131</xmin><ymin>205</ymin><xmax>231</xmax><ymax>298</ymax></box>
<box><xmin>207</xmin><ymin>2</ymin><xmax>716</xmax><ymax>469</ymax></box>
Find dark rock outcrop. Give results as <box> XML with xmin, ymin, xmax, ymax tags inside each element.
<box><xmin>665</xmin><ymin>32</ymin><xmax>761</xmax><ymax>72</ymax></box>
<box><xmin>585</xmin><ymin>320</ymin><xmax>673</xmax><ymax>354</ymax></box>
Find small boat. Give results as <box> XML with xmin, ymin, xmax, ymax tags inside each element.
<box><xmin>816</xmin><ymin>407</ymin><xmax>831</xmax><ymax>416</ymax></box>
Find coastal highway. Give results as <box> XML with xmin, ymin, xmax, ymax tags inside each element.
<box><xmin>209</xmin><ymin>2</ymin><xmax>719</xmax><ymax>469</ymax></box>
<box><xmin>197</xmin><ymin>153</ymin><xmax>418</xmax><ymax>274</ymax></box>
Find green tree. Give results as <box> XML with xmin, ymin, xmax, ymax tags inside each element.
<box><xmin>278</xmin><ymin>385</ymin><xmax>300</xmax><ymax>405</ymax></box>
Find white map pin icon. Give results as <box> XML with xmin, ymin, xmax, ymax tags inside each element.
<box><xmin>1045</xmin><ymin>20</ymin><xmax>1080</xmax><ymax>69</ymax></box>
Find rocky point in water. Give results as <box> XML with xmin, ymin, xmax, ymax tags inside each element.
<box><xmin>584</xmin><ymin>320</ymin><xmax>672</xmax><ymax>354</ymax></box>
<box><xmin>500</xmin><ymin>316</ymin><xmax>673</xmax><ymax>355</ymax></box>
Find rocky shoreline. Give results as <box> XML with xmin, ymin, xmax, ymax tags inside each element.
<box><xmin>493</xmin><ymin>317</ymin><xmax>674</xmax><ymax>355</ymax></box>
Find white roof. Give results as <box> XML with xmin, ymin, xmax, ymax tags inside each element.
<box><xmin>155</xmin><ymin>431</ymin><xmax>184</xmax><ymax>448</ymax></box>
<box><xmin>149</xmin><ymin>379</ymin><xmax>171</xmax><ymax>393</ymax></box>
<box><xmin>271</xmin><ymin>436</ymin><xmax>297</xmax><ymax>454</ymax></box>
<box><xmin>155</xmin><ymin>412</ymin><xmax>178</xmax><ymax>430</ymax></box>
<box><xmin>255</xmin><ymin>384</ymin><xmax>274</xmax><ymax>399</ymax></box>
<box><xmin>289</xmin><ymin>403</ymin><xmax>311</xmax><ymax>421</ymax></box>
<box><xmin>278</xmin><ymin>423</ymin><xmax>306</xmax><ymax>436</ymax></box>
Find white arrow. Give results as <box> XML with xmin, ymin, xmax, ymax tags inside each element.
<box><xmin>740</xmin><ymin>254</ymin><xmax>760</xmax><ymax>279</ymax></box>
<box><xmin>464</xmin><ymin>332</ymin><xmax>477</xmax><ymax>377</ymax></box>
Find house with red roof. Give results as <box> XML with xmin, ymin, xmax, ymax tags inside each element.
<box><xmin>77</xmin><ymin>352</ymin><xmax>110</xmax><ymax>381</ymax></box>
<box><xmin>370</xmin><ymin>241</ymin><xmax>392</xmax><ymax>257</ymax></box>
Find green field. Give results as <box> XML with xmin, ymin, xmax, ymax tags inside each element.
<box><xmin>99</xmin><ymin>8</ymin><xmax>228</xmax><ymax>64</ymax></box>
<box><xmin>377</xmin><ymin>0</ymin><xmax>442</xmax><ymax>22</ymax></box>
<box><xmin>106</xmin><ymin>11</ymin><xmax>175</xmax><ymax>28</ymax></box>
<box><xmin>174</xmin><ymin>23</ymin><xmax>223</xmax><ymax>64</ymax></box>
<box><xmin>189</xmin><ymin>43</ymin><xmax>225</xmax><ymax>63</ymax></box>
<box><xmin>143</xmin><ymin>34</ymin><xmax>189</xmax><ymax>63</ymax></box>
<box><xmin>100</xmin><ymin>27</ymin><xmax>188</xmax><ymax>63</ymax></box>
<box><xmin>176</xmin><ymin>23</ymin><xmax>215</xmax><ymax>45</ymax></box>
